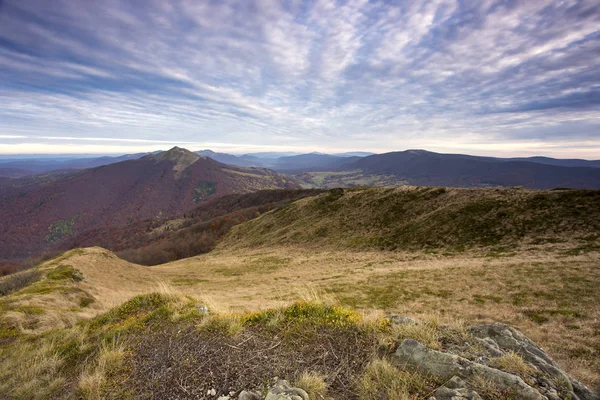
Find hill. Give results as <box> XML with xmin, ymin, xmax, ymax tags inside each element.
<box><xmin>222</xmin><ymin>186</ymin><xmax>600</xmax><ymax>253</ymax></box>
<box><xmin>55</xmin><ymin>189</ymin><xmax>324</xmax><ymax>266</ymax></box>
<box><xmin>0</xmin><ymin>147</ymin><xmax>299</xmax><ymax>264</ymax></box>
<box><xmin>343</xmin><ymin>150</ymin><xmax>600</xmax><ymax>189</ymax></box>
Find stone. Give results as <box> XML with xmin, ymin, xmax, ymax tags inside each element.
<box><xmin>431</xmin><ymin>376</ymin><xmax>482</xmax><ymax>400</ymax></box>
<box><xmin>238</xmin><ymin>391</ymin><xmax>262</xmax><ymax>400</ymax></box>
<box><xmin>392</xmin><ymin>339</ymin><xmax>545</xmax><ymax>400</ymax></box>
<box><xmin>265</xmin><ymin>380</ymin><xmax>309</xmax><ymax>400</ymax></box>
<box><xmin>572</xmin><ymin>380</ymin><xmax>600</xmax><ymax>400</ymax></box>
<box><xmin>197</xmin><ymin>305</ymin><xmax>209</xmax><ymax>315</ymax></box>
<box><xmin>387</xmin><ymin>314</ymin><xmax>418</xmax><ymax>325</ymax></box>
<box><xmin>474</xmin><ymin>337</ymin><xmax>504</xmax><ymax>357</ymax></box>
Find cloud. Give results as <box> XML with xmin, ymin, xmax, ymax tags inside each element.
<box><xmin>0</xmin><ymin>0</ymin><xmax>599</xmax><ymax>157</ymax></box>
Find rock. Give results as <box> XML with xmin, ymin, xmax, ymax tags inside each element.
<box><xmin>470</xmin><ymin>323</ymin><xmax>571</xmax><ymax>390</ymax></box>
<box><xmin>572</xmin><ymin>380</ymin><xmax>600</xmax><ymax>400</ymax></box>
<box><xmin>392</xmin><ymin>339</ymin><xmax>545</xmax><ymax>400</ymax></box>
<box><xmin>474</xmin><ymin>337</ymin><xmax>504</xmax><ymax>357</ymax></box>
<box><xmin>265</xmin><ymin>380</ymin><xmax>309</xmax><ymax>400</ymax></box>
<box><xmin>433</xmin><ymin>376</ymin><xmax>482</xmax><ymax>400</ymax></box>
<box><xmin>544</xmin><ymin>388</ymin><xmax>561</xmax><ymax>400</ymax></box>
<box><xmin>387</xmin><ymin>314</ymin><xmax>418</xmax><ymax>325</ymax></box>
<box><xmin>238</xmin><ymin>391</ymin><xmax>262</xmax><ymax>400</ymax></box>
<box><xmin>197</xmin><ymin>305</ymin><xmax>209</xmax><ymax>315</ymax></box>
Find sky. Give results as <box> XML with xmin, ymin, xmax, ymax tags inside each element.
<box><xmin>0</xmin><ymin>0</ymin><xmax>599</xmax><ymax>158</ymax></box>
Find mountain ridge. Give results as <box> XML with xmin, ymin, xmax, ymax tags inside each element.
<box><xmin>0</xmin><ymin>148</ymin><xmax>299</xmax><ymax>264</ymax></box>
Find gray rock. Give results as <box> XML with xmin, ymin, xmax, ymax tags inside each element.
<box><xmin>265</xmin><ymin>380</ymin><xmax>309</xmax><ymax>400</ymax></box>
<box><xmin>387</xmin><ymin>314</ymin><xmax>418</xmax><ymax>325</ymax></box>
<box><xmin>392</xmin><ymin>339</ymin><xmax>545</xmax><ymax>400</ymax></box>
<box><xmin>474</xmin><ymin>337</ymin><xmax>504</xmax><ymax>357</ymax></box>
<box><xmin>434</xmin><ymin>376</ymin><xmax>483</xmax><ymax>400</ymax></box>
<box><xmin>572</xmin><ymin>380</ymin><xmax>600</xmax><ymax>400</ymax></box>
<box><xmin>197</xmin><ymin>305</ymin><xmax>209</xmax><ymax>315</ymax></box>
<box><xmin>238</xmin><ymin>390</ymin><xmax>262</xmax><ymax>400</ymax></box>
<box><xmin>470</xmin><ymin>323</ymin><xmax>571</xmax><ymax>389</ymax></box>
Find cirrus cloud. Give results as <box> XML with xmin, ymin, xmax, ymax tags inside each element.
<box><xmin>0</xmin><ymin>0</ymin><xmax>599</xmax><ymax>157</ymax></box>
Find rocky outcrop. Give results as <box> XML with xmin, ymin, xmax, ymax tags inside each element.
<box><xmin>393</xmin><ymin>338</ymin><xmax>545</xmax><ymax>400</ymax></box>
<box><xmin>470</xmin><ymin>323</ymin><xmax>599</xmax><ymax>400</ymax></box>
<box><xmin>388</xmin><ymin>318</ymin><xmax>600</xmax><ymax>400</ymax></box>
<box><xmin>215</xmin><ymin>321</ymin><xmax>599</xmax><ymax>400</ymax></box>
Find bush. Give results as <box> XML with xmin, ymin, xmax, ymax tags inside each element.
<box><xmin>0</xmin><ymin>269</ymin><xmax>42</xmax><ymax>296</ymax></box>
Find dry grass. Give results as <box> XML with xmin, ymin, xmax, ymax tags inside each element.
<box><xmin>391</xmin><ymin>316</ymin><xmax>440</xmax><ymax>349</ymax></box>
<box><xmin>294</xmin><ymin>371</ymin><xmax>329</xmax><ymax>399</ymax></box>
<box><xmin>356</xmin><ymin>359</ymin><xmax>428</xmax><ymax>400</ymax></box>
<box><xmin>1</xmin><ymin>242</ymin><xmax>599</xmax><ymax>391</ymax></box>
<box><xmin>489</xmin><ymin>351</ymin><xmax>535</xmax><ymax>377</ymax></box>
<box><xmin>78</xmin><ymin>336</ymin><xmax>126</xmax><ymax>399</ymax></box>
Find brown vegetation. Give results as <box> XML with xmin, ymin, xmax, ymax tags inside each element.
<box><xmin>0</xmin><ymin>148</ymin><xmax>300</xmax><ymax>264</ymax></box>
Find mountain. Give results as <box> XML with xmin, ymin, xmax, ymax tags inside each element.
<box><xmin>343</xmin><ymin>150</ymin><xmax>600</xmax><ymax>189</ymax></box>
<box><xmin>195</xmin><ymin>150</ymin><xmax>262</xmax><ymax>167</ymax></box>
<box><xmin>0</xmin><ymin>147</ymin><xmax>299</xmax><ymax>263</ymax></box>
<box><xmin>242</xmin><ymin>151</ymin><xmax>301</xmax><ymax>159</ymax></box>
<box><xmin>333</xmin><ymin>151</ymin><xmax>376</xmax><ymax>157</ymax></box>
<box><xmin>502</xmin><ymin>156</ymin><xmax>600</xmax><ymax>168</ymax></box>
<box><xmin>272</xmin><ymin>154</ymin><xmax>359</xmax><ymax>171</ymax></box>
<box><xmin>0</xmin><ymin>168</ymin><xmax>32</xmax><ymax>178</ymax></box>
<box><xmin>0</xmin><ymin>152</ymin><xmax>155</xmax><ymax>176</ymax></box>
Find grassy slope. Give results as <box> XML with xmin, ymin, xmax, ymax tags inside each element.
<box><xmin>1</xmin><ymin>186</ymin><xmax>599</xmax><ymax>397</ymax></box>
<box><xmin>221</xmin><ymin>186</ymin><xmax>600</xmax><ymax>253</ymax></box>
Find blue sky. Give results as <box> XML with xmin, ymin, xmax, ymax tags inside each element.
<box><xmin>0</xmin><ymin>0</ymin><xmax>599</xmax><ymax>157</ymax></box>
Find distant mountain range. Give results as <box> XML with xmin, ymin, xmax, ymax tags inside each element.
<box><xmin>4</xmin><ymin>148</ymin><xmax>599</xmax><ymax>179</ymax></box>
<box><xmin>345</xmin><ymin>150</ymin><xmax>600</xmax><ymax>189</ymax></box>
<box><xmin>0</xmin><ymin>152</ymin><xmax>156</xmax><ymax>175</ymax></box>
<box><xmin>0</xmin><ymin>147</ymin><xmax>298</xmax><ymax>262</ymax></box>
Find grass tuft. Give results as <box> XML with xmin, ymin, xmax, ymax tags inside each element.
<box><xmin>294</xmin><ymin>371</ymin><xmax>329</xmax><ymax>399</ymax></box>
<box><xmin>356</xmin><ymin>358</ymin><xmax>429</xmax><ymax>400</ymax></box>
<box><xmin>489</xmin><ymin>351</ymin><xmax>535</xmax><ymax>377</ymax></box>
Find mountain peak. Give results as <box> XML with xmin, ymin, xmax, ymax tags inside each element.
<box><xmin>152</xmin><ymin>146</ymin><xmax>200</xmax><ymax>173</ymax></box>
